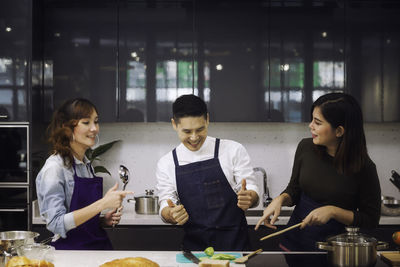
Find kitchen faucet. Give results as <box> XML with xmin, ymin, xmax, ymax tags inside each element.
<box><xmin>253</xmin><ymin>167</ymin><xmax>273</xmax><ymax>207</ymax></box>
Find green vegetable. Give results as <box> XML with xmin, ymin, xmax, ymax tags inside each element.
<box><xmin>204</xmin><ymin>247</ymin><xmax>214</xmax><ymax>257</ymax></box>
<box><xmin>211</xmin><ymin>254</ymin><xmax>236</xmax><ymax>260</ymax></box>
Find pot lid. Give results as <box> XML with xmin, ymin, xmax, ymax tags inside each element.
<box><xmin>134</xmin><ymin>189</ymin><xmax>158</xmax><ymax>199</ymax></box>
<box><xmin>326</xmin><ymin>227</ymin><xmax>377</xmax><ymax>246</ymax></box>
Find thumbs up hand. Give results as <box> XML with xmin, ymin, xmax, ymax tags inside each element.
<box><xmin>166</xmin><ymin>199</ymin><xmax>189</xmax><ymax>225</ymax></box>
<box><xmin>237</xmin><ymin>179</ymin><xmax>253</xmax><ymax>211</ymax></box>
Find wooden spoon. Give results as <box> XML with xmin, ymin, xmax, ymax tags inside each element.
<box><xmin>234</xmin><ymin>248</ymin><xmax>262</xmax><ymax>264</ymax></box>
<box><xmin>260</xmin><ymin>222</ymin><xmax>302</xmax><ymax>241</ymax></box>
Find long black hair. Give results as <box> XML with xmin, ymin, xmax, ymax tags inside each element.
<box><xmin>312</xmin><ymin>93</ymin><xmax>368</xmax><ymax>175</ymax></box>
<box><xmin>47</xmin><ymin>98</ymin><xmax>98</xmax><ymax>167</ymax></box>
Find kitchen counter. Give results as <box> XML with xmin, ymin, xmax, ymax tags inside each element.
<box><xmin>32</xmin><ymin>200</ymin><xmax>400</xmax><ymax>225</ymax></box>
<box><xmin>38</xmin><ymin>250</ymin><xmax>393</xmax><ymax>267</ymax></box>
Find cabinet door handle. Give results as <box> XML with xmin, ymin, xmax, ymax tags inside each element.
<box><xmin>0</xmin><ymin>114</ymin><xmax>8</xmax><ymax>119</ymax></box>
<box><xmin>0</xmin><ymin>208</ymin><xmax>27</xmax><ymax>212</ymax></box>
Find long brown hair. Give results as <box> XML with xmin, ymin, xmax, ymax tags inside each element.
<box><xmin>47</xmin><ymin>98</ymin><xmax>98</xmax><ymax>167</ymax></box>
<box><xmin>311</xmin><ymin>93</ymin><xmax>368</xmax><ymax>175</ymax></box>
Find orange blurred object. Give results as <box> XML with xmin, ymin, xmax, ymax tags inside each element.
<box><xmin>392</xmin><ymin>231</ymin><xmax>400</xmax><ymax>245</ymax></box>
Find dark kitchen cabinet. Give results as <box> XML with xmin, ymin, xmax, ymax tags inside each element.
<box><xmin>118</xmin><ymin>2</ymin><xmax>195</xmax><ymax>122</ymax></box>
<box><xmin>38</xmin><ymin>2</ymin><xmax>118</xmax><ymax>122</ymax></box>
<box><xmin>32</xmin><ymin>224</ymin><xmax>279</xmax><ymax>251</ymax></box>
<box><xmin>31</xmin><ymin>0</ymin><xmax>400</xmax><ymax>123</ymax></box>
<box><xmin>0</xmin><ymin>0</ymin><xmax>31</xmax><ymax>122</ymax></box>
<box><xmin>32</xmin><ymin>224</ymin><xmax>399</xmax><ymax>251</ymax></box>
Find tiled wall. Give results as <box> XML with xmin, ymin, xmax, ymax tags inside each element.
<box><xmin>98</xmin><ymin>123</ymin><xmax>400</xmax><ymax>209</ymax></box>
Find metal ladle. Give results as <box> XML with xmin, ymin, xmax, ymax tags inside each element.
<box><xmin>119</xmin><ymin>165</ymin><xmax>130</xmax><ymax>190</ymax></box>
<box><xmin>112</xmin><ymin>165</ymin><xmax>130</xmax><ymax>228</ymax></box>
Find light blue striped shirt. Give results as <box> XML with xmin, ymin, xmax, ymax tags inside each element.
<box><xmin>36</xmin><ymin>154</ymin><xmax>96</xmax><ymax>238</ymax></box>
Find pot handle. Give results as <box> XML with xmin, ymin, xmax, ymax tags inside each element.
<box><xmin>316</xmin><ymin>241</ymin><xmax>333</xmax><ymax>251</ymax></box>
<box><xmin>376</xmin><ymin>241</ymin><xmax>389</xmax><ymax>250</ymax></box>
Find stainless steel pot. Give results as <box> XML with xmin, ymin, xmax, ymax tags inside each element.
<box><xmin>317</xmin><ymin>227</ymin><xmax>388</xmax><ymax>267</ymax></box>
<box><xmin>129</xmin><ymin>189</ymin><xmax>159</xmax><ymax>215</ymax></box>
<box><xmin>0</xmin><ymin>231</ymin><xmax>39</xmax><ymax>267</ymax></box>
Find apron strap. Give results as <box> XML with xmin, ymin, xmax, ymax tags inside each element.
<box><xmin>72</xmin><ymin>160</ymin><xmax>77</xmax><ymax>174</ymax></box>
<box><xmin>172</xmin><ymin>148</ymin><xmax>179</xmax><ymax>167</ymax></box>
<box><xmin>214</xmin><ymin>138</ymin><xmax>220</xmax><ymax>158</ymax></box>
<box><xmin>87</xmin><ymin>163</ymin><xmax>96</xmax><ymax>177</ymax></box>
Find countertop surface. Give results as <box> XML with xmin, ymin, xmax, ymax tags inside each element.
<box><xmin>32</xmin><ymin>200</ymin><xmax>400</xmax><ymax>226</ymax></box>
<box><xmin>35</xmin><ymin>250</ymin><xmax>393</xmax><ymax>267</ymax></box>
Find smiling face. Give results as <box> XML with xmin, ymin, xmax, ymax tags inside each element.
<box><xmin>309</xmin><ymin>107</ymin><xmax>343</xmax><ymax>156</ymax></box>
<box><xmin>172</xmin><ymin>115</ymin><xmax>209</xmax><ymax>152</ymax></box>
<box><xmin>71</xmin><ymin>109</ymin><xmax>99</xmax><ymax>155</ymax></box>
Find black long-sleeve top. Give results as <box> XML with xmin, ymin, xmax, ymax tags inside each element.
<box><xmin>282</xmin><ymin>138</ymin><xmax>381</xmax><ymax>228</ymax></box>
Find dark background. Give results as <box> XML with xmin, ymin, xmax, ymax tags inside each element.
<box><xmin>1</xmin><ymin>0</ymin><xmax>400</xmax><ymax>250</ymax></box>
<box><xmin>2</xmin><ymin>0</ymin><xmax>400</xmax><ymax>124</ymax></box>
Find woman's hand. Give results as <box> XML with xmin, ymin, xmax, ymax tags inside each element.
<box><xmin>301</xmin><ymin>205</ymin><xmax>354</xmax><ymax>229</ymax></box>
<box><xmin>255</xmin><ymin>193</ymin><xmax>292</xmax><ymax>230</ymax></box>
<box><xmin>254</xmin><ymin>198</ymin><xmax>283</xmax><ymax>230</ymax></box>
<box><xmin>103</xmin><ymin>207</ymin><xmax>123</xmax><ymax>226</ymax></box>
<box><xmin>102</xmin><ymin>183</ymin><xmax>133</xmax><ymax>210</ymax></box>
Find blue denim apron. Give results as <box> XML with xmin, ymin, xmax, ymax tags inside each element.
<box><xmin>52</xmin><ymin>162</ymin><xmax>113</xmax><ymax>250</ymax></box>
<box><xmin>280</xmin><ymin>193</ymin><xmax>345</xmax><ymax>251</ymax></box>
<box><xmin>174</xmin><ymin>138</ymin><xmax>249</xmax><ymax>251</ymax></box>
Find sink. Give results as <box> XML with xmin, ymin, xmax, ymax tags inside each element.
<box><xmin>245</xmin><ymin>209</ymin><xmax>293</xmax><ymax>217</ymax></box>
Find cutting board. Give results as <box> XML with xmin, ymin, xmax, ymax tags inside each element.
<box><xmin>381</xmin><ymin>252</ymin><xmax>400</xmax><ymax>266</ymax></box>
<box><xmin>176</xmin><ymin>252</ymin><xmax>242</xmax><ymax>263</ymax></box>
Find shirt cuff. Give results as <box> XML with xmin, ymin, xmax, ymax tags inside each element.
<box><xmin>64</xmin><ymin>212</ymin><xmax>76</xmax><ymax>233</ymax></box>
<box><xmin>245</xmin><ymin>184</ymin><xmax>260</xmax><ymax>207</ymax></box>
<box><xmin>159</xmin><ymin>200</ymin><xmax>169</xmax><ymax>223</ymax></box>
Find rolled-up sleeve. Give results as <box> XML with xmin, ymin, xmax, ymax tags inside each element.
<box><xmin>232</xmin><ymin>143</ymin><xmax>260</xmax><ymax>202</ymax></box>
<box><xmin>36</xmin><ymin>162</ymin><xmax>75</xmax><ymax>238</ymax></box>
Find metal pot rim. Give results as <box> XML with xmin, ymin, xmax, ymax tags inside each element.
<box><xmin>329</xmin><ymin>240</ymin><xmax>376</xmax><ymax>247</ymax></box>
<box><xmin>0</xmin><ymin>231</ymin><xmax>39</xmax><ymax>241</ymax></box>
<box><xmin>134</xmin><ymin>195</ymin><xmax>159</xmax><ymax>200</ymax></box>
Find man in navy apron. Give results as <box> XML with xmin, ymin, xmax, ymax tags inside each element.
<box><xmin>156</xmin><ymin>95</ymin><xmax>260</xmax><ymax>251</ymax></box>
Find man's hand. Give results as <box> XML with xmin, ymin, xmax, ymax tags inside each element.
<box><xmin>237</xmin><ymin>179</ymin><xmax>258</xmax><ymax>211</ymax></box>
<box><xmin>162</xmin><ymin>199</ymin><xmax>189</xmax><ymax>225</ymax></box>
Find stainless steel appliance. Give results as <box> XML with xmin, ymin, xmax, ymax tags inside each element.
<box><xmin>0</xmin><ymin>123</ymin><xmax>29</xmax><ymax>184</ymax></box>
<box><xmin>0</xmin><ymin>123</ymin><xmax>30</xmax><ymax>232</ymax></box>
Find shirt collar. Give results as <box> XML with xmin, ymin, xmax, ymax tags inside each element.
<box><xmin>73</xmin><ymin>155</ymin><xmax>90</xmax><ymax>165</ymax></box>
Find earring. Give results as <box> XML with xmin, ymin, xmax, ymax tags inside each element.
<box><xmin>95</xmin><ymin>134</ymin><xmax>99</xmax><ymax>146</ymax></box>
<box><xmin>72</xmin><ymin>133</ymin><xmax>75</xmax><ymax>141</ymax></box>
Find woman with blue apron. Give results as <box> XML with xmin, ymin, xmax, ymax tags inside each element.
<box><xmin>52</xmin><ymin>162</ymin><xmax>113</xmax><ymax>250</ymax></box>
<box><xmin>36</xmin><ymin>98</ymin><xmax>131</xmax><ymax>250</ymax></box>
<box><xmin>174</xmin><ymin>139</ymin><xmax>249</xmax><ymax>251</ymax></box>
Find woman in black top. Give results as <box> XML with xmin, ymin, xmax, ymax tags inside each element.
<box><xmin>255</xmin><ymin>93</ymin><xmax>381</xmax><ymax>251</ymax></box>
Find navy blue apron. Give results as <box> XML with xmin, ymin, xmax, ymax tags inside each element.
<box><xmin>174</xmin><ymin>138</ymin><xmax>249</xmax><ymax>251</ymax></box>
<box><xmin>52</xmin><ymin>161</ymin><xmax>113</xmax><ymax>250</ymax></box>
<box><xmin>280</xmin><ymin>193</ymin><xmax>345</xmax><ymax>251</ymax></box>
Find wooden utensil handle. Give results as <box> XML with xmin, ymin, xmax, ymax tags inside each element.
<box><xmin>260</xmin><ymin>222</ymin><xmax>302</xmax><ymax>241</ymax></box>
<box><xmin>248</xmin><ymin>248</ymin><xmax>263</xmax><ymax>257</ymax></box>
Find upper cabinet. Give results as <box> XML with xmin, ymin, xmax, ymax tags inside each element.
<box><xmin>32</xmin><ymin>0</ymin><xmax>400</xmax><ymax>122</ymax></box>
<box><xmin>0</xmin><ymin>0</ymin><xmax>31</xmax><ymax>122</ymax></box>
